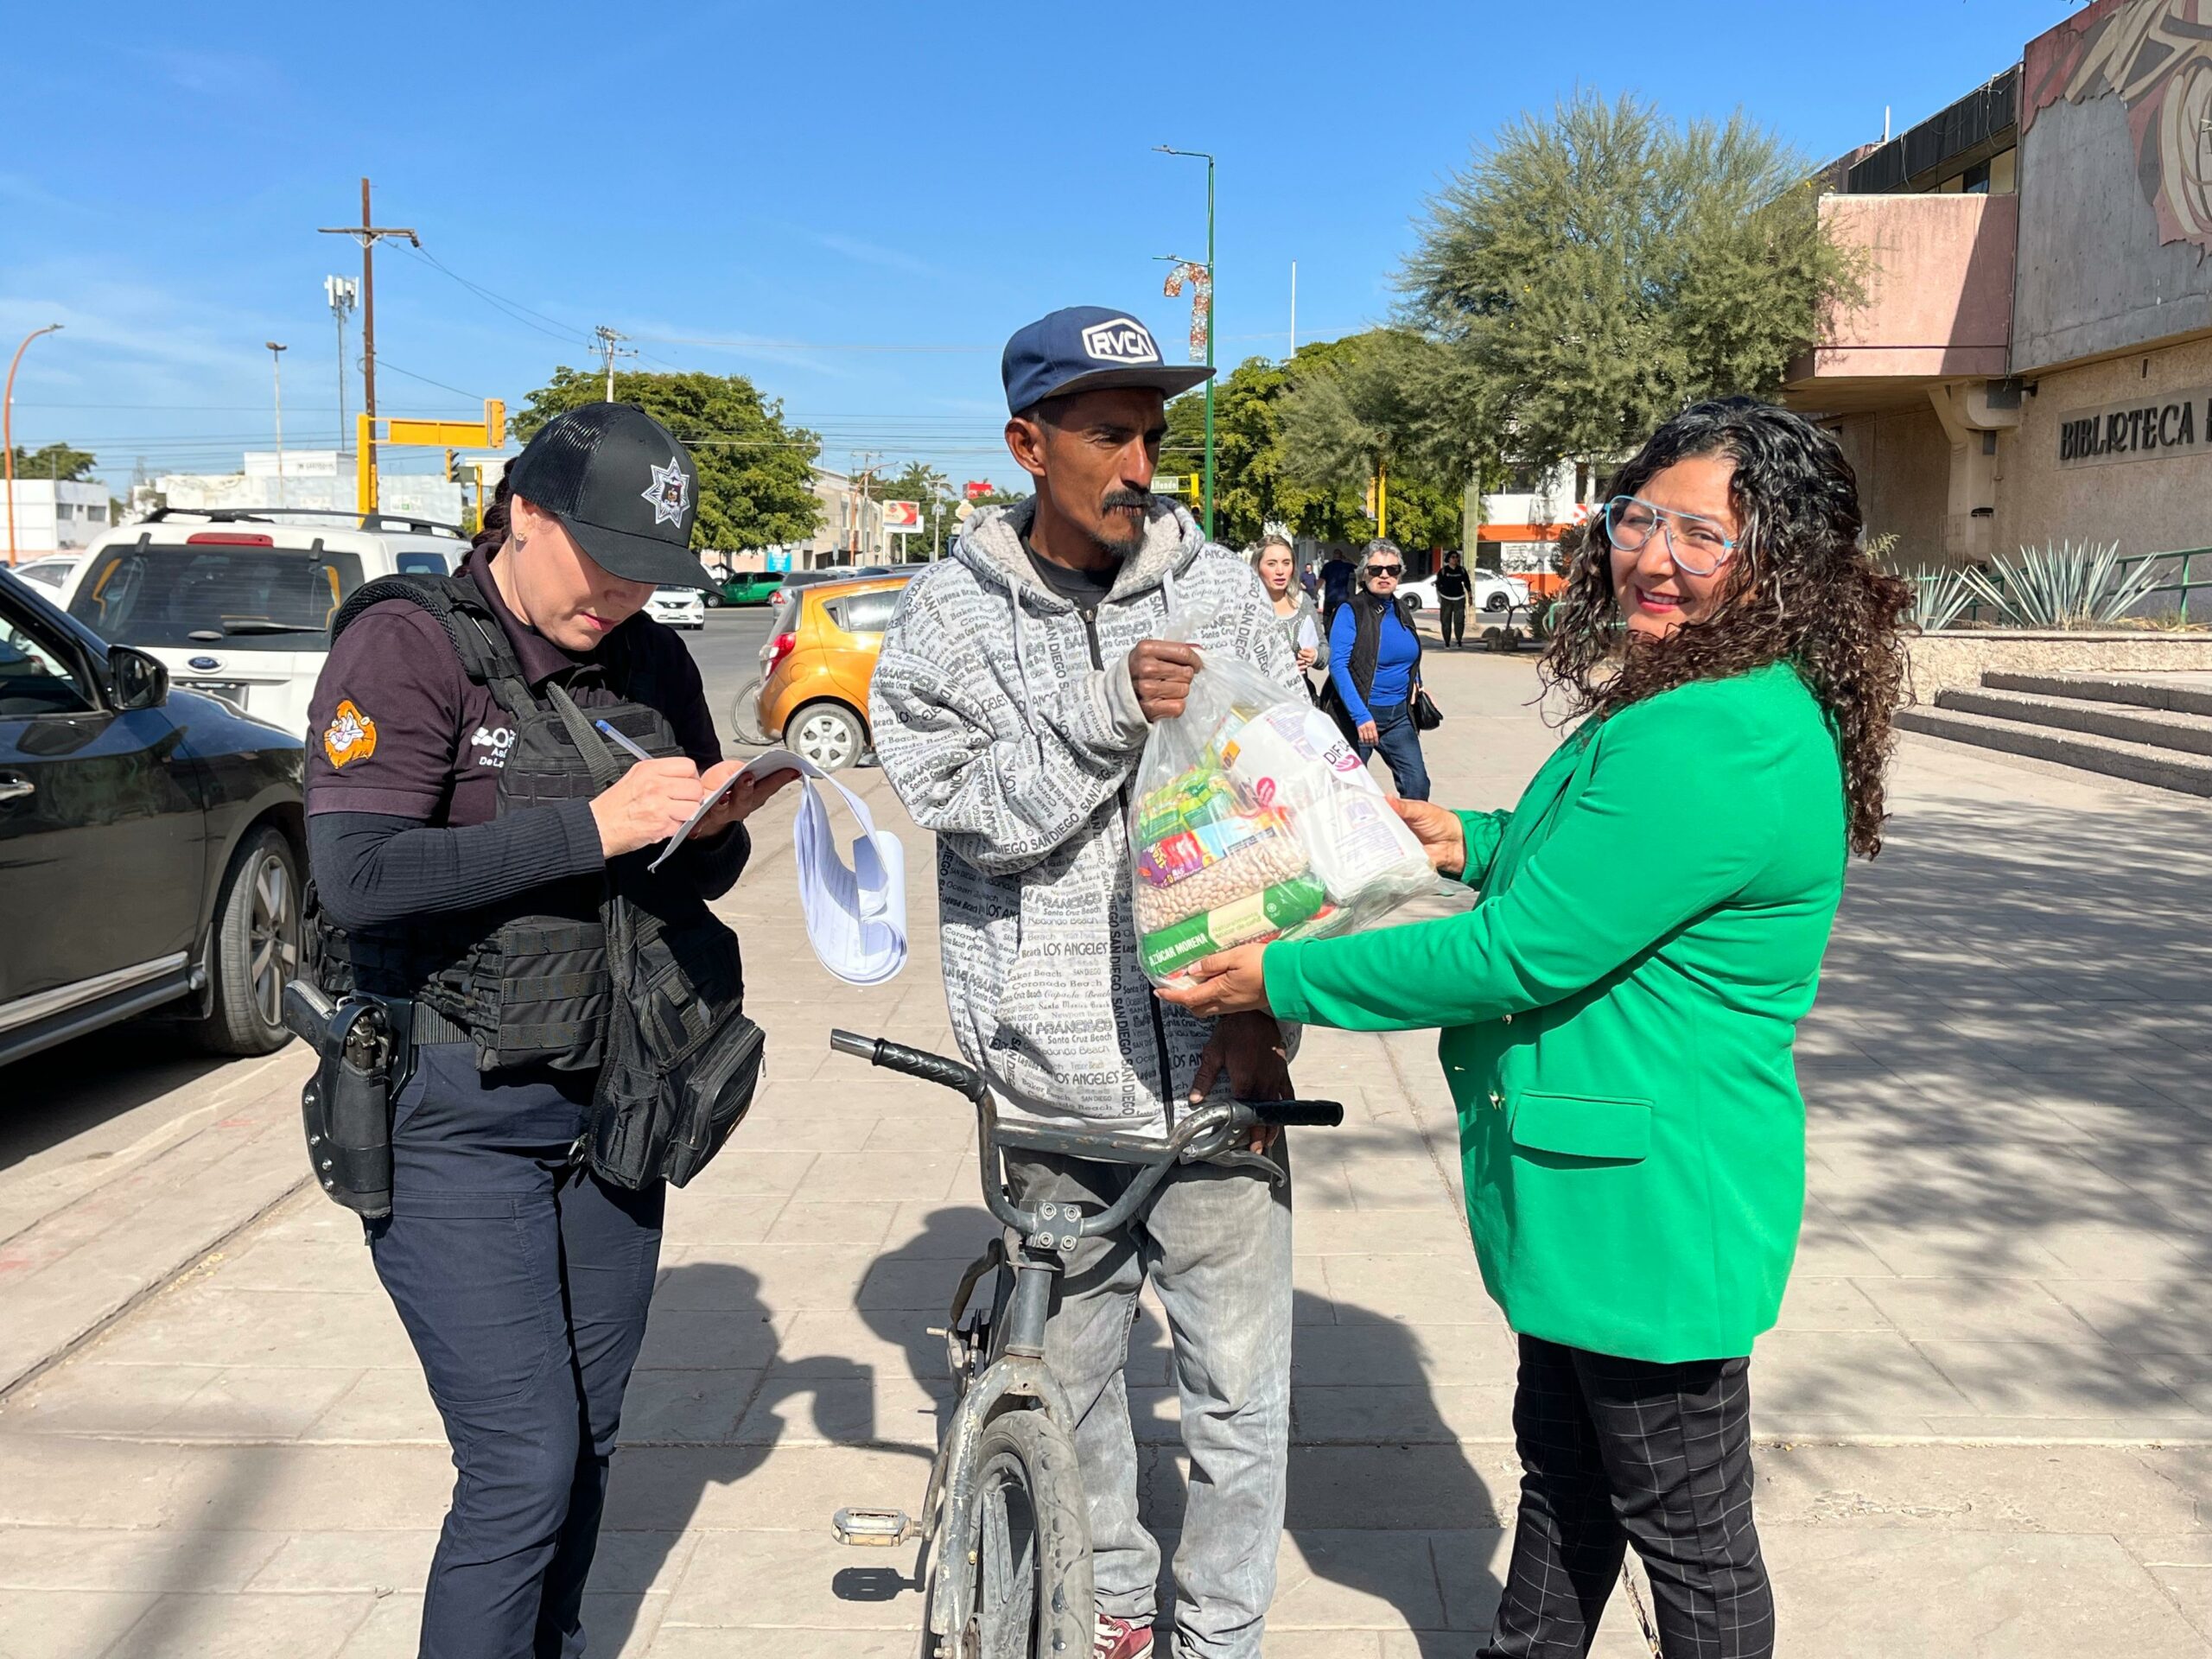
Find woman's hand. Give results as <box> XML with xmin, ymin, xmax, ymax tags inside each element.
<box><xmin>1391</xmin><ymin>798</ymin><xmax>1467</xmax><ymax>877</ymax></box>
<box><xmin>1357</xmin><ymin>719</ymin><xmax>1379</xmax><ymax>746</ymax></box>
<box><xmin>1156</xmin><ymin>944</ymin><xmax>1272</xmax><ymax>1020</ymax></box>
<box><xmin>691</xmin><ymin>759</ymin><xmax>801</xmax><ymax>839</ymax></box>
<box><xmin>1296</xmin><ymin>645</ymin><xmax>1318</xmax><ymax>670</ymax></box>
<box><xmin>590</xmin><ymin>758</ymin><xmax>705</xmax><ymax>858</ymax></box>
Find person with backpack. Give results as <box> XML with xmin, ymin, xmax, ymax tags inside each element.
<box><xmin>1324</xmin><ymin>538</ymin><xmax>1433</xmax><ymax>799</ymax></box>
<box><xmin>300</xmin><ymin>404</ymin><xmax>795</xmax><ymax>1659</ymax></box>
<box><xmin>1435</xmin><ymin>549</ymin><xmax>1473</xmax><ymax>647</ymax></box>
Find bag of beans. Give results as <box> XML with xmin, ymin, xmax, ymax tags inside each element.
<box><xmin>1129</xmin><ymin>652</ymin><xmax>1430</xmax><ymax>988</ymax></box>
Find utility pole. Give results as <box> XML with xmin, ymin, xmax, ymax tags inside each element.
<box><xmin>4</xmin><ymin>322</ymin><xmax>63</xmax><ymax>566</ymax></box>
<box><xmin>848</xmin><ymin>452</ymin><xmax>882</xmax><ymax>562</ymax></box>
<box><xmin>1156</xmin><ymin>146</ymin><xmax>1217</xmax><ymax>539</ymax></box>
<box><xmin>593</xmin><ymin>326</ymin><xmax>636</xmax><ymax>402</ymax></box>
<box><xmin>1289</xmin><ymin>260</ymin><xmax>1297</xmax><ymax>356</ymax></box>
<box><xmin>325</xmin><ymin>275</ymin><xmax>358</xmax><ymax>451</ymax></box>
<box><xmin>319</xmin><ymin>179</ymin><xmax>416</xmax><ymax>512</ymax></box>
<box><xmin>266</xmin><ymin>342</ymin><xmax>289</xmax><ymax>507</ymax></box>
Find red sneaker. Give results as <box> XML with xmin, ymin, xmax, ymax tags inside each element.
<box><xmin>1093</xmin><ymin>1611</ymin><xmax>1154</xmax><ymax>1659</ymax></box>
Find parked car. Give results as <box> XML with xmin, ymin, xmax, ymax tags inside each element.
<box><xmin>646</xmin><ymin>586</ymin><xmax>706</xmax><ymax>631</ymax></box>
<box><xmin>0</xmin><ymin>566</ymin><xmax>307</xmax><ymax>1067</ymax></box>
<box><xmin>754</xmin><ymin>573</ymin><xmax>912</xmax><ymax>772</ymax></box>
<box><xmin>714</xmin><ymin>572</ymin><xmax>787</xmax><ymax>607</ymax></box>
<box><xmin>57</xmin><ymin>508</ymin><xmax>468</xmax><ymax>737</ymax></box>
<box><xmin>1397</xmin><ymin>569</ymin><xmax>1529</xmax><ymax>615</ymax></box>
<box><xmin>11</xmin><ymin>553</ymin><xmax>86</xmax><ymax>593</ymax></box>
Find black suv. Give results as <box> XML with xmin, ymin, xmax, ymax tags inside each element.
<box><xmin>0</xmin><ymin>566</ymin><xmax>306</xmax><ymax>1066</ymax></box>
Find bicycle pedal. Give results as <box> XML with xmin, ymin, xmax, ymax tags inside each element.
<box><xmin>832</xmin><ymin>1507</ymin><xmax>913</xmax><ymax>1547</ymax></box>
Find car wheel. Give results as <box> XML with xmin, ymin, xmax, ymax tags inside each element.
<box><xmin>789</xmin><ymin>700</ymin><xmax>865</xmax><ymax>772</ymax></box>
<box><xmin>703</xmin><ymin>591</ymin><xmax>722</xmax><ymax>608</ymax></box>
<box><xmin>189</xmin><ymin>826</ymin><xmax>299</xmax><ymax>1056</ymax></box>
<box><xmin>1484</xmin><ymin>591</ymin><xmax>1510</xmax><ymax>612</ymax></box>
<box><xmin>1401</xmin><ymin>594</ymin><xmax>1423</xmax><ymax>611</ymax></box>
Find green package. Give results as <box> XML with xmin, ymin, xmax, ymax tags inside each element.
<box><xmin>1140</xmin><ymin>874</ymin><xmax>1331</xmax><ymax>981</ymax></box>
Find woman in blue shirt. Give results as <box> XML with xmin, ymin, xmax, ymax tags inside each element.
<box><xmin>1327</xmin><ymin>538</ymin><xmax>1431</xmax><ymax>798</ymax></box>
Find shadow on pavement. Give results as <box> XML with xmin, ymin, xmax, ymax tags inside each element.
<box><xmin>0</xmin><ymin>1021</ymin><xmax>248</xmax><ymax>1175</ymax></box>
<box><xmin>594</xmin><ymin>1259</ymin><xmax>931</xmax><ymax>1656</ymax></box>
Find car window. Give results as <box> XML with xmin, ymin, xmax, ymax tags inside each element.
<box><xmin>393</xmin><ymin>551</ymin><xmax>453</xmax><ymax>575</ymax></box>
<box><xmin>824</xmin><ymin>590</ymin><xmax>900</xmax><ymax>635</ymax></box>
<box><xmin>16</xmin><ymin>562</ymin><xmax>71</xmax><ymax>590</ymax></box>
<box><xmin>68</xmin><ymin>544</ymin><xmax>365</xmax><ymax>652</ymax></box>
<box><xmin>0</xmin><ymin>603</ymin><xmax>95</xmax><ymax>719</ymax></box>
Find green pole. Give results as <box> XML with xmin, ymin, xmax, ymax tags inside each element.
<box><xmin>1203</xmin><ymin>155</ymin><xmax>1216</xmax><ymax>542</ymax></box>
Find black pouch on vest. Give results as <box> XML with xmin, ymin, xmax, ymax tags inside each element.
<box><xmin>547</xmin><ymin>685</ymin><xmax>766</xmax><ymax>1189</ymax></box>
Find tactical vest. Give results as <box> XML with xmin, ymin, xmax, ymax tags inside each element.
<box><xmin>305</xmin><ymin>573</ymin><xmax>763</xmax><ymax>1188</ymax></box>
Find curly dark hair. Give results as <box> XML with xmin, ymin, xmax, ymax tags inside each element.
<box><xmin>1540</xmin><ymin>397</ymin><xmax>1912</xmax><ymax>858</ymax></box>
<box><xmin>471</xmin><ymin>472</ymin><xmax>514</xmax><ymax>557</ymax></box>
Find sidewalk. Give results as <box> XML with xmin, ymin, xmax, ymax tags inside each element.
<box><xmin>3</xmin><ymin>647</ymin><xmax>2211</xmax><ymax>1656</ymax></box>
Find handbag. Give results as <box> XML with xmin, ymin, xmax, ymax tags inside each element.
<box><xmin>1412</xmin><ymin>687</ymin><xmax>1443</xmax><ymax>732</ymax></box>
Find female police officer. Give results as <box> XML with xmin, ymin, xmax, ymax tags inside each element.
<box><xmin>302</xmin><ymin>403</ymin><xmax>793</xmax><ymax>1658</ymax></box>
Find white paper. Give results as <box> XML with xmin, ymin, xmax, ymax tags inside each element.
<box><xmin>648</xmin><ymin>747</ymin><xmax>908</xmax><ymax>986</ymax></box>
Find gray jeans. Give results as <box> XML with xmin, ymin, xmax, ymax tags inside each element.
<box><xmin>1006</xmin><ymin>1143</ymin><xmax>1294</xmax><ymax>1659</ymax></box>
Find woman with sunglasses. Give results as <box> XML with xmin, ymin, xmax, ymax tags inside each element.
<box><xmin>1161</xmin><ymin>400</ymin><xmax>1911</xmax><ymax>1659</ymax></box>
<box><xmin>1324</xmin><ymin>538</ymin><xmax>1431</xmax><ymax>798</ymax></box>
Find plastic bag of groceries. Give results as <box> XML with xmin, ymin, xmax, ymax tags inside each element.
<box><xmin>1128</xmin><ymin>652</ymin><xmax>1433</xmax><ymax>988</ymax></box>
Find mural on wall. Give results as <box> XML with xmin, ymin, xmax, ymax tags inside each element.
<box><xmin>2024</xmin><ymin>0</ymin><xmax>2212</xmax><ymax>253</ymax></box>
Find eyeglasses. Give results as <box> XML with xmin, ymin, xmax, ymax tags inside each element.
<box><xmin>1601</xmin><ymin>495</ymin><xmax>1738</xmax><ymax>577</ymax></box>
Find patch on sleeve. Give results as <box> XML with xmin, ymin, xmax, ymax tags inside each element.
<box><xmin>321</xmin><ymin>698</ymin><xmax>378</xmax><ymax>768</ymax></box>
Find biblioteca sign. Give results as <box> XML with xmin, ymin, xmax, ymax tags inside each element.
<box><xmin>2056</xmin><ymin>387</ymin><xmax>2212</xmax><ymax>469</ymax></box>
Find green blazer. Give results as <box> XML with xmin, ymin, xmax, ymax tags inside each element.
<box><xmin>1266</xmin><ymin>663</ymin><xmax>1846</xmax><ymax>1363</ymax></box>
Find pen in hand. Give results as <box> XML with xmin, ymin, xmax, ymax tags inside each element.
<box><xmin>594</xmin><ymin>719</ymin><xmax>658</xmax><ymax>764</ymax></box>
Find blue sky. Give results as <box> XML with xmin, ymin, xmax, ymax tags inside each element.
<box><xmin>2</xmin><ymin>0</ymin><xmax>2079</xmax><ymax>498</ymax></box>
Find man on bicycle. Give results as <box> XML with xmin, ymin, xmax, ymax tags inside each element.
<box><xmin>872</xmin><ymin>306</ymin><xmax>1306</xmax><ymax>1659</ymax></box>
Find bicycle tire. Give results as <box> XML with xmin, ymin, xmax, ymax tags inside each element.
<box><xmin>933</xmin><ymin>1408</ymin><xmax>1092</xmax><ymax>1659</ymax></box>
<box><xmin>728</xmin><ymin>673</ymin><xmax>772</xmax><ymax>747</ymax></box>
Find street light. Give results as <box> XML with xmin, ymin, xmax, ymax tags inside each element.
<box><xmin>4</xmin><ymin>323</ymin><xmax>64</xmax><ymax>567</ymax></box>
<box><xmin>266</xmin><ymin>342</ymin><xmax>289</xmax><ymax>508</ymax></box>
<box><xmin>1154</xmin><ymin>144</ymin><xmax>1216</xmax><ymax>539</ymax></box>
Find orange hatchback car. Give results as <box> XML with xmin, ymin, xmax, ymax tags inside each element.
<box><xmin>754</xmin><ymin>573</ymin><xmax>912</xmax><ymax>772</ymax></box>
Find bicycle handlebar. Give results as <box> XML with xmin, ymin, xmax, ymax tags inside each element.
<box><xmin>829</xmin><ymin>1029</ymin><xmax>1343</xmax><ymax>1244</ymax></box>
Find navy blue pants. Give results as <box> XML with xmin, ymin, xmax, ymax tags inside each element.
<box><xmin>370</xmin><ymin>1042</ymin><xmax>664</xmax><ymax>1659</ymax></box>
<box><xmin>1356</xmin><ymin>699</ymin><xmax>1433</xmax><ymax>800</ymax></box>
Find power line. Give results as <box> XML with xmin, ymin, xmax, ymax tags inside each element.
<box><xmin>625</xmin><ymin>332</ymin><xmax>994</xmax><ymax>353</ymax></box>
<box><xmin>401</xmin><ymin>243</ymin><xmax>589</xmax><ymax>347</ymax></box>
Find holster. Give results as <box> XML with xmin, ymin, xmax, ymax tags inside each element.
<box><xmin>283</xmin><ymin>982</ymin><xmax>415</xmax><ymax>1219</ymax></box>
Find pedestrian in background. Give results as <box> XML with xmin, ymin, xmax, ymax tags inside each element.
<box><xmin>1319</xmin><ymin>545</ymin><xmax>1357</xmax><ymax>621</ymax></box>
<box><xmin>1435</xmin><ymin>549</ymin><xmax>1472</xmax><ymax>647</ymax></box>
<box><xmin>1325</xmin><ymin>538</ymin><xmax>1431</xmax><ymax>799</ymax></box>
<box><xmin>1160</xmin><ymin>398</ymin><xmax>1915</xmax><ymax>1659</ymax></box>
<box><xmin>1252</xmin><ymin>533</ymin><xmax>1321</xmax><ymax>676</ymax></box>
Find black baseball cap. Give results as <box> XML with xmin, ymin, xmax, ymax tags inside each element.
<box><xmin>1002</xmin><ymin>306</ymin><xmax>1213</xmax><ymax>415</ymax></box>
<box><xmin>505</xmin><ymin>402</ymin><xmax>715</xmax><ymax>588</ymax></box>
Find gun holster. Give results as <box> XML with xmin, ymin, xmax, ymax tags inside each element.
<box><xmin>283</xmin><ymin>982</ymin><xmax>416</xmax><ymax>1220</ymax></box>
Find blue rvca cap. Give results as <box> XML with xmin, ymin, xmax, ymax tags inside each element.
<box><xmin>1002</xmin><ymin>307</ymin><xmax>1213</xmax><ymax>416</ymax></box>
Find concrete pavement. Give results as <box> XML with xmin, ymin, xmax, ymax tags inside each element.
<box><xmin>4</xmin><ymin>643</ymin><xmax>2212</xmax><ymax>1656</ymax></box>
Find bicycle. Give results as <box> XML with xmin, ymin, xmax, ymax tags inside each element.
<box><xmin>824</xmin><ymin>1027</ymin><xmax>1344</xmax><ymax>1659</ymax></box>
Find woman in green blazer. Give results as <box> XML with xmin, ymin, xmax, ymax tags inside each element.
<box><xmin>1163</xmin><ymin>401</ymin><xmax>1910</xmax><ymax>1659</ymax></box>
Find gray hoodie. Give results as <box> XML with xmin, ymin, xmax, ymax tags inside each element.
<box><xmin>870</xmin><ymin>498</ymin><xmax>1303</xmax><ymax>1140</ymax></box>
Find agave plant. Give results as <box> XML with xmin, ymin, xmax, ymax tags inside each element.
<box><xmin>1897</xmin><ymin>566</ymin><xmax>1979</xmax><ymax>632</ymax></box>
<box><xmin>1961</xmin><ymin>539</ymin><xmax>2165</xmax><ymax>629</ymax></box>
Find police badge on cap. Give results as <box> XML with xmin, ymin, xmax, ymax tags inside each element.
<box><xmin>506</xmin><ymin>403</ymin><xmax>715</xmax><ymax>588</ymax></box>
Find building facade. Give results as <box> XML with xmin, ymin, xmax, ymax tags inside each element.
<box><xmin>3</xmin><ymin>479</ymin><xmax>112</xmax><ymax>562</ymax></box>
<box><xmin>1787</xmin><ymin>0</ymin><xmax>2212</xmax><ymax>594</ymax></box>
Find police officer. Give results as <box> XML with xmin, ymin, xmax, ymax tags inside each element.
<box><xmin>303</xmin><ymin>404</ymin><xmax>793</xmax><ymax>1659</ymax></box>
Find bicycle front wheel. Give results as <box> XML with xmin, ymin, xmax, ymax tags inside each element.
<box><xmin>944</xmin><ymin>1408</ymin><xmax>1092</xmax><ymax>1659</ymax></box>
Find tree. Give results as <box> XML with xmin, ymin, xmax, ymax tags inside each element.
<box><xmin>8</xmin><ymin>442</ymin><xmax>97</xmax><ymax>482</ymax></box>
<box><xmin>1273</xmin><ymin>333</ymin><xmax>1468</xmax><ymax>551</ymax></box>
<box><xmin>516</xmin><ymin>369</ymin><xmax>823</xmax><ymax>551</ymax></box>
<box><xmin>1401</xmin><ymin>91</ymin><xmax>1862</xmax><ymax>474</ymax></box>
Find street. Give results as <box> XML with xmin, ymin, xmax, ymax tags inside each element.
<box><xmin>6</xmin><ymin>639</ymin><xmax>2212</xmax><ymax>1656</ymax></box>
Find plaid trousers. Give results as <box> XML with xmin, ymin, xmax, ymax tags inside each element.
<box><xmin>1479</xmin><ymin>1335</ymin><xmax>1775</xmax><ymax>1659</ymax></box>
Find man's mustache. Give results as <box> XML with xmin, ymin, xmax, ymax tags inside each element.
<box><xmin>1102</xmin><ymin>489</ymin><xmax>1153</xmax><ymax>512</ymax></box>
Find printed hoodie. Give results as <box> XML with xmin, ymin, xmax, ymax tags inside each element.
<box><xmin>870</xmin><ymin>498</ymin><xmax>1302</xmax><ymax>1139</ymax></box>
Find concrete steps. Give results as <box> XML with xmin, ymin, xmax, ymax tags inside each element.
<box><xmin>1897</xmin><ymin>676</ymin><xmax>2212</xmax><ymax>796</ymax></box>
<box><xmin>1981</xmin><ymin>670</ymin><xmax>2212</xmax><ymax>718</ymax></box>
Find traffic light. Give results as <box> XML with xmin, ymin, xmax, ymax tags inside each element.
<box><xmin>483</xmin><ymin>398</ymin><xmax>507</xmax><ymax>449</ymax></box>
